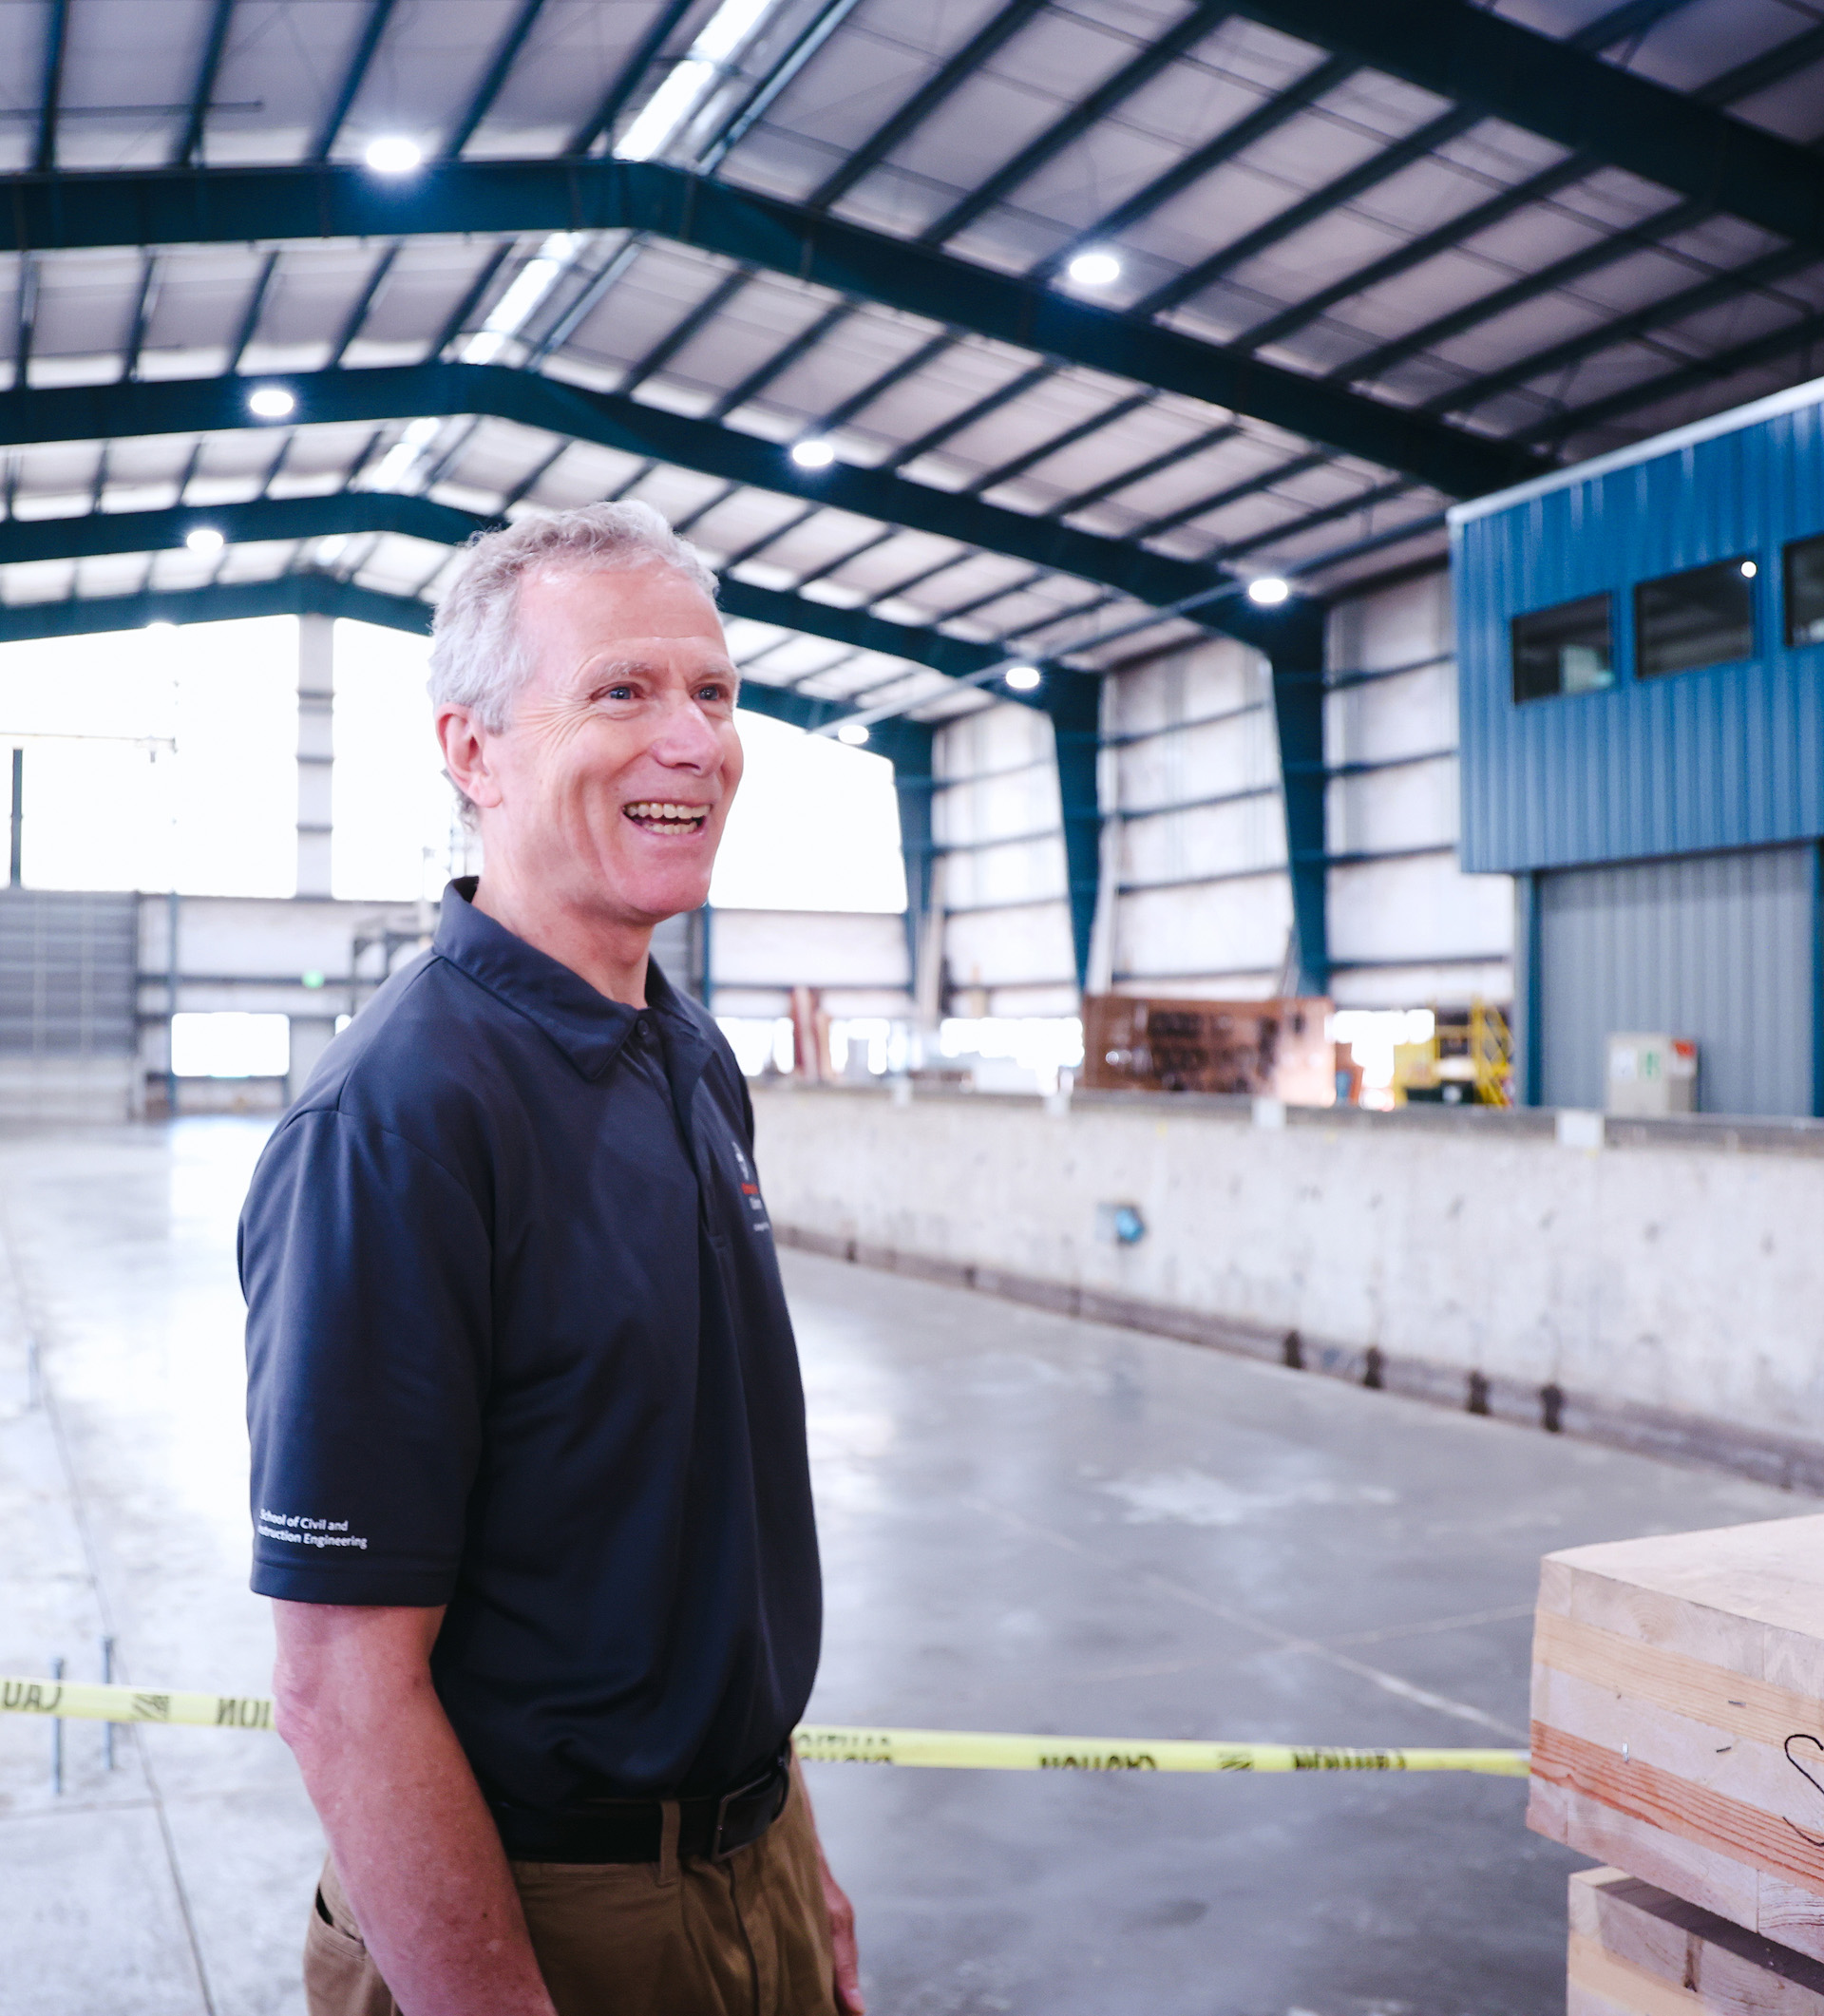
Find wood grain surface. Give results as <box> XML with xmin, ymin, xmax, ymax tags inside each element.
<box><xmin>1568</xmin><ymin>1868</ymin><xmax>1824</xmax><ymax>2015</ymax></box>
<box><xmin>1532</xmin><ymin>1518</ymin><xmax>1824</xmax><ymax>1962</ymax></box>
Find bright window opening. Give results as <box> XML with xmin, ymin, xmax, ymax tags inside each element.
<box><xmin>171</xmin><ymin>1011</ymin><xmax>291</xmax><ymax>1079</ymax></box>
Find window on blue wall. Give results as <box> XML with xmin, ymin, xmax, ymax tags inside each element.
<box><xmin>1510</xmin><ymin>593</ymin><xmax>1612</xmax><ymax>702</ymax></box>
<box><xmin>1635</xmin><ymin>557</ymin><xmax>1757</xmax><ymax>678</ymax></box>
<box><xmin>1785</xmin><ymin>533</ymin><xmax>1824</xmax><ymax>647</ymax></box>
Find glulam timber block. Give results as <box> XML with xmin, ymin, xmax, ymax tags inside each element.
<box><xmin>1531</xmin><ymin>1515</ymin><xmax>1824</xmax><ymax>1962</ymax></box>
<box><xmin>1568</xmin><ymin>1868</ymin><xmax>1824</xmax><ymax>2016</ymax></box>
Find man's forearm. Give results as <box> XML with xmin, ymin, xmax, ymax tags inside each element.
<box><xmin>276</xmin><ymin>1611</ymin><xmax>556</xmax><ymax>2016</ymax></box>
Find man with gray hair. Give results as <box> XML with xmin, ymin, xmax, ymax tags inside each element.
<box><xmin>240</xmin><ymin>501</ymin><xmax>861</xmax><ymax>2015</ymax></box>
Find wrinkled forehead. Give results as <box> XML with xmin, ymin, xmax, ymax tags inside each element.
<box><xmin>516</xmin><ymin>561</ymin><xmax>731</xmax><ymax>678</ymax></box>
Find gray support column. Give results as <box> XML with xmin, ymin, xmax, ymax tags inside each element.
<box><xmin>295</xmin><ymin>612</ymin><xmax>333</xmax><ymax>899</ymax></box>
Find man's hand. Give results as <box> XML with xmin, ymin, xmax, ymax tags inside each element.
<box><xmin>794</xmin><ymin>1759</ymin><xmax>864</xmax><ymax>2014</ymax></box>
<box><xmin>818</xmin><ymin>1843</ymin><xmax>864</xmax><ymax>2014</ymax></box>
<box><xmin>273</xmin><ymin>1600</ymin><xmax>559</xmax><ymax>2016</ymax></box>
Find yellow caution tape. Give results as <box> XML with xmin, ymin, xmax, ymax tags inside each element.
<box><xmin>1</xmin><ymin>1676</ymin><xmax>276</xmax><ymax>1730</ymax></box>
<box><xmin>0</xmin><ymin>1678</ymin><xmax>1527</xmax><ymax>1775</ymax></box>
<box><xmin>794</xmin><ymin>1726</ymin><xmax>1529</xmax><ymax>1774</ymax></box>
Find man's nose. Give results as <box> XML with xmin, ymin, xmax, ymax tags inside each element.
<box><xmin>648</xmin><ymin>691</ymin><xmax>723</xmax><ymax>768</ymax></box>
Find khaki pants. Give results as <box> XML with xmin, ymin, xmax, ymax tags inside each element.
<box><xmin>304</xmin><ymin>1770</ymin><xmax>838</xmax><ymax>2016</ymax></box>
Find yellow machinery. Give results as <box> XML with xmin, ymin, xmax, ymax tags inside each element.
<box><xmin>1392</xmin><ymin>998</ymin><xmax>1513</xmax><ymax>1107</ymax></box>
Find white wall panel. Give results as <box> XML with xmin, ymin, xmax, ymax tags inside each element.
<box><xmin>710</xmin><ymin>908</ymin><xmax>908</xmax><ymax>991</ymax></box>
<box><xmin>1114</xmin><ymin>873</ymin><xmax>1292</xmax><ymax>991</ymax></box>
<box><xmin>1327</xmin><ymin>754</ymin><xmax>1458</xmax><ymax>858</ymax></box>
<box><xmin>945</xmin><ymin>900</ymin><xmax>1076</xmax><ymax>995</ymax></box>
<box><xmin>1324</xmin><ymin>570</ymin><xmax>1514</xmax><ymax>1001</ymax></box>
<box><xmin>1326</xmin><ymin>855</ymin><xmax>1513</xmax><ymax>967</ymax></box>
<box><xmin>945</xmin><ymin>837</ymin><xmax>1068</xmax><ymax>910</ymax></box>
<box><xmin>1120</xmin><ymin>794</ymin><xmax>1284</xmax><ymax>889</ymax></box>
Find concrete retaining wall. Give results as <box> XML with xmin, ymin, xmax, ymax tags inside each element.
<box><xmin>752</xmin><ymin>1083</ymin><xmax>1824</xmax><ymax>1490</ymax></box>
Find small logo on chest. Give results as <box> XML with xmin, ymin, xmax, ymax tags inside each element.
<box><xmin>730</xmin><ymin>1137</ymin><xmax>771</xmax><ymax>1233</ymax></box>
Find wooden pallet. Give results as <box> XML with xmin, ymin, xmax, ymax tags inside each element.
<box><xmin>1569</xmin><ymin>1867</ymin><xmax>1824</xmax><ymax>2014</ymax></box>
<box><xmin>1531</xmin><ymin>1514</ymin><xmax>1824</xmax><ymax>1963</ymax></box>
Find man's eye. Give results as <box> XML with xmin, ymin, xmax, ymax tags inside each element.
<box><xmin>602</xmin><ymin>685</ymin><xmax>635</xmax><ymax>701</ymax></box>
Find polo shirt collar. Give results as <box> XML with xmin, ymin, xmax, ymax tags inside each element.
<box><xmin>434</xmin><ymin>878</ymin><xmax>699</xmax><ymax>1082</ymax></box>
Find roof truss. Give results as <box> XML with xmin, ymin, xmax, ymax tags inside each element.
<box><xmin>0</xmin><ymin>157</ymin><xmax>1543</xmax><ymax>501</ymax></box>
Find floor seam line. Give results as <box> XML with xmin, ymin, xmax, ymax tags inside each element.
<box><xmin>0</xmin><ymin>1195</ymin><xmax>223</xmax><ymax>2016</ymax></box>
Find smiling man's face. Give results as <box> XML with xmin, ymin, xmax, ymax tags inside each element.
<box><xmin>466</xmin><ymin>560</ymin><xmax>744</xmax><ymax>931</ymax></box>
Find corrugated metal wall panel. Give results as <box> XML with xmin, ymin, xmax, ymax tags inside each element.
<box><xmin>1456</xmin><ymin>388</ymin><xmax>1824</xmax><ymax>873</ymax></box>
<box><xmin>1536</xmin><ymin>843</ymin><xmax>1814</xmax><ymax>1117</ymax></box>
<box><xmin>0</xmin><ymin>889</ymin><xmax>138</xmax><ymax>1056</ymax></box>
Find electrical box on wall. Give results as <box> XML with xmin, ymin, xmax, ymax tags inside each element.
<box><xmin>1606</xmin><ymin>1033</ymin><xmax>1698</xmax><ymax>1116</ymax></box>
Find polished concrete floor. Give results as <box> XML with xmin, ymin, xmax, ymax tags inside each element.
<box><xmin>0</xmin><ymin>1117</ymin><xmax>1810</xmax><ymax>2015</ymax></box>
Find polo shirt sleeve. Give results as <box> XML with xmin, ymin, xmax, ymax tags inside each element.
<box><xmin>240</xmin><ymin>1106</ymin><xmax>492</xmax><ymax>1606</ymax></box>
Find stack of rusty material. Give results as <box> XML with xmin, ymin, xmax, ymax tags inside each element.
<box><xmin>1530</xmin><ymin>1514</ymin><xmax>1824</xmax><ymax>2011</ymax></box>
<box><xmin>1079</xmin><ymin>994</ymin><xmax>1335</xmax><ymax>1103</ymax></box>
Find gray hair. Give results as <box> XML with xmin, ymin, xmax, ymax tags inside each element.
<box><xmin>428</xmin><ymin>501</ymin><xmax>719</xmax><ymax>732</ymax></box>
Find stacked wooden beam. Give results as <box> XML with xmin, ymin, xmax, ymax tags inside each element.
<box><xmin>1569</xmin><ymin>1868</ymin><xmax>1824</xmax><ymax>2015</ymax></box>
<box><xmin>1530</xmin><ymin>1513</ymin><xmax>1824</xmax><ymax>2002</ymax></box>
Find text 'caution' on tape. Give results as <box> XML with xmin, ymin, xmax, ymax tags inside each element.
<box><xmin>0</xmin><ymin>1679</ymin><xmax>1529</xmax><ymax>1775</ymax></box>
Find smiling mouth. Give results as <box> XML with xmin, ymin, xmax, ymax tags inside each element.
<box><xmin>623</xmin><ymin>800</ymin><xmax>711</xmax><ymax>836</ymax></box>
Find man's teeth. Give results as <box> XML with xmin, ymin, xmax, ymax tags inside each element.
<box><xmin>624</xmin><ymin>801</ymin><xmax>710</xmax><ymax>833</ymax></box>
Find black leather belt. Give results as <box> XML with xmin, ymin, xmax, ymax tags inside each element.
<box><xmin>489</xmin><ymin>1747</ymin><xmax>791</xmax><ymax>1864</ymax></box>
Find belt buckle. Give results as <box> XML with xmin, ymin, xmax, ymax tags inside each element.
<box><xmin>709</xmin><ymin>1782</ymin><xmax>742</xmax><ymax>1861</ymax></box>
<box><xmin>708</xmin><ymin>1755</ymin><xmax>782</xmax><ymax>1861</ymax></box>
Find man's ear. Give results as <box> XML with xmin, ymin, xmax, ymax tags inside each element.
<box><xmin>435</xmin><ymin>707</ymin><xmax>504</xmax><ymax>813</ymax></box>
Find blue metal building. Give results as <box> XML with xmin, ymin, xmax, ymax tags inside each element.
<box><xmin>1451</xmin><ymin>377</ymin><xmax>1824</xmax><ymax>1118</ymax></box>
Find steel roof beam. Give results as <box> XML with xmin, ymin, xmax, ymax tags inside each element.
<box><xmin>34</xmin><ymin>0</ymin><xmax>69</xmax><ymax>175</ymax></box>
<box><xmin>1433</xmin><ymin>242</ymin><xmax>1817</xmax><ymax>424</ymax></box>
<box><xmin>697</xmin><ymin>0</ymin><xmax>867</xmax><ymax>176</ymax></box>
<box><xmin>446</xmin><ymin>0</ymin><xmax>550</xmax><ymax>159</ymax></box>
<box><xmin>1523</xmin><ymin>296</ymin><xmax>1824</xmax><ymax>447</ymax></box>
<box><xmin>1232</xmin><ymin>0</ymin><xmax>1824</xmax><ymax>257</ymax></box>
<box><xmin>923</xmin><ymin>2</ymin><xmax>1234</xmax><ymax>245</ymax></box>
<box><xmin>1235</xmin><ymin>19</ymin><xmax>1824</xmax><ymax>366</ymax></box>
<box><xmin>0</xmin><ymin>573</ymin><xmax>431</xmax><ymax>646</ymax></box>
<box><xmin>1330</xmin><ymin>30</ymin><xmax>1824</xmax><ymax>394</ymax></box>
<box><xmin>1130</xmin><ymin>0</ymin><xmax>1695</xmax><ymax>316</ymax></box>
<box><xmin>0</xmin><ymin>485</ymin><xmax>1036</xmax><ymax>700</ymax></box>
<box><xmin>0</xmin><ymin>361</ymin><xmax>1313</xmax><ymax>651</ymax></box>
<box><xmin>0</xmin><ymin>157</ymin><xmax>1542</xmax><ymax>498</ymax></box>
<box><xmin>175</xmin><ymin>0</ymin><xmax>238</xmax><ymax>166</ymax></box>
<box><xmin>569</xmin><ymin>0</ymin><xmax>697</xmax><ymax>156</ymax></box>
<box><xmin>808</xmin><ymin>0</ymin><xmax>1049</xmax><ymax>211</ymax></box>
<box><xmin>311</xmin><ymin>0</ymin><xmax>403</xmax><ymax>162</ymax></box>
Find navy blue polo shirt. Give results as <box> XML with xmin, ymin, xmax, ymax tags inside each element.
<box><xmin>239</xmin><ymin>879</ymin><xmax>821</xmax><ymax>1808</ymax></box>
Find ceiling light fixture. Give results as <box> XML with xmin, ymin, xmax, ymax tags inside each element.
<box><xmin>615</xmin><ymin>0</ymin><xmax>776</xmax><ymax>162</ymax></box>
<box><xmin>363</xmin><ymin>136</ymin><xmax>423</xmax><ymax>174</ymax></box>
<box><xmin>835</xmin><ymin>721</ymin><xmax>870</xmax><ymax>746</ymax></box>
<box><xmin>184</xmin><ymin>527</ymin><xmax>224</xmax><ymax>556</ymax></box>
<box><xmin>1066</xmin><ymin>250</ymin><xmax>1122</xmax><ymax>287</ymax></box>
<box><xmin>1245</xmin><ymin>576</ymin><xmax>1291</xmax><ymax>606</ymax></box>
<box><xmin>790</xmin><ymin>438</ymin><xmax>836</xmax><ymax>469</ymax></box>
<box><xmin>1003</xmin><ymin>663</ymin><xmax>1042</xmax><ymax>691</ymax></box>
<box><xmin>247</xmin><ymin>385</ymin><xmax>294</xmax><ymax>420</ymax></box>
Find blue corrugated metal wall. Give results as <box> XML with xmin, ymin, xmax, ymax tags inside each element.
<box><xmin>1455</xmin><ymin>390</ymin><xmax>1824</xmax><ymax>874</ymax></box>
<box><xmin>1535</xmin><ymin>844</ymin><xmax>1815</xmax><ymax>1117</ymax></box>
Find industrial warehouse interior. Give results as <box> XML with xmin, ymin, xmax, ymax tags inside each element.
<box><xmin>6</xmin><ymin>1</ymin><xmax>1824</xmax><ymax>2011</ymax></box>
